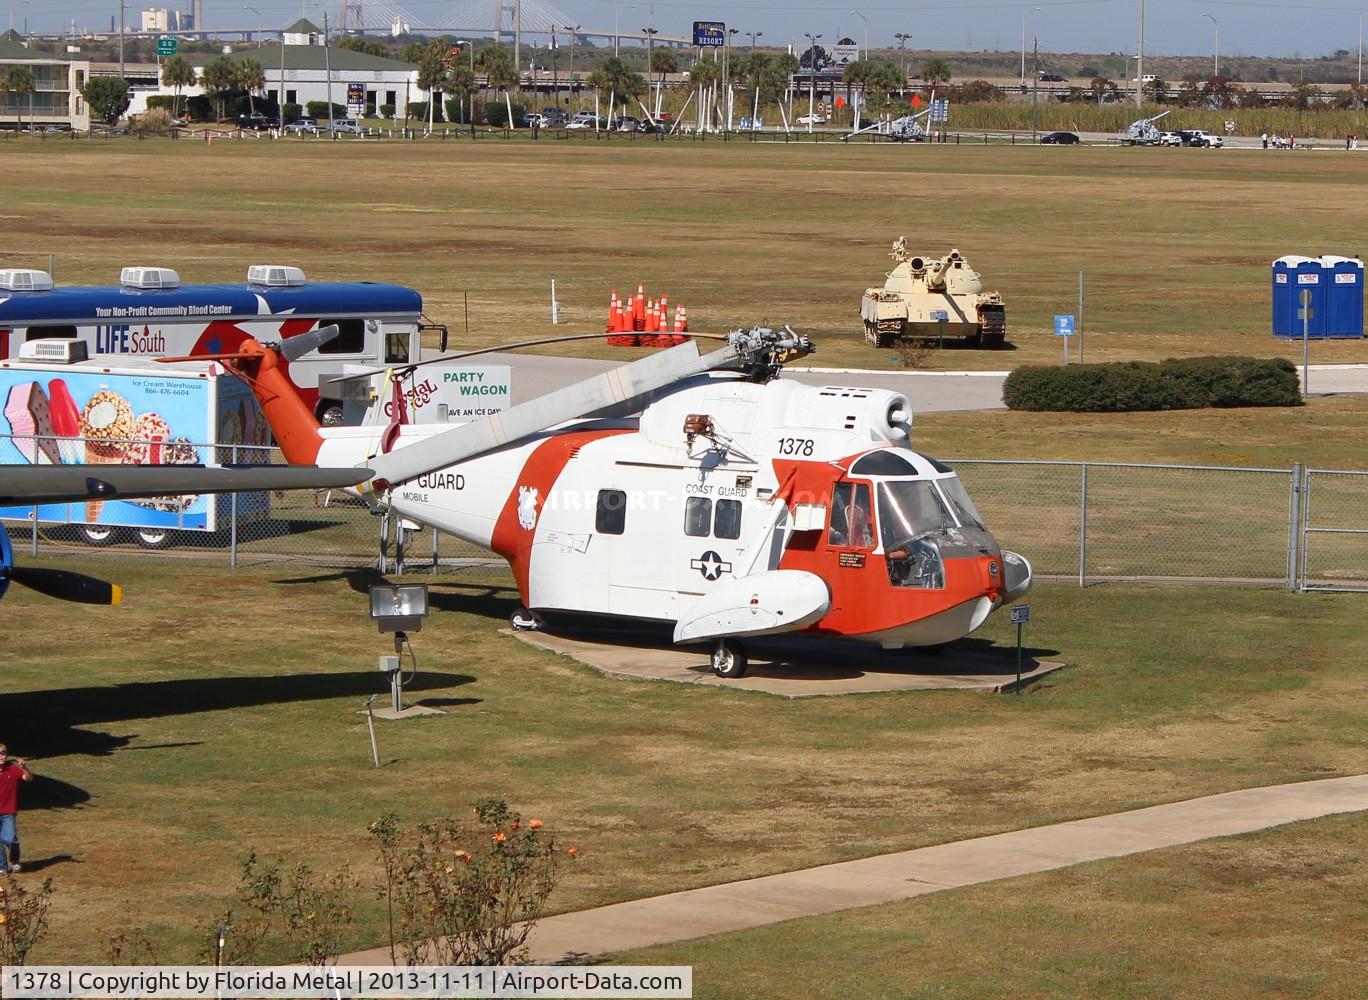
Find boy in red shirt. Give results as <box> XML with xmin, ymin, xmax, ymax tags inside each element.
<box><xmin>0</xmin><ymin>744</ymin><xmax>34</xmax><ymax>874</ymax></box>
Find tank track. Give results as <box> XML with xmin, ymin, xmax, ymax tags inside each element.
<box><xmin>978</xmin><ymin>305</ymin><xmax>1007</xmax><ymax>349</ymax></box>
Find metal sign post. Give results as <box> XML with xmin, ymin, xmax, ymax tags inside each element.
<box><xmin>1299</xmin><ymin>288</ymin><xmax>1313</xmax><ymax>398</ymax></box>
<box><xmin>1078</xmin><ymin>271</ymin><xmax>1085</xmax><ymax>363</ymax></box>
<box><xmin>1010</xmin><ymin>603</ymin><xmax>1031</xmax><ymax>694</ymax></box>
<box><xmin>1054</xmin><ymin>314</ymin><xmax>1075</xmax><ymax>364</ymax></box>
<box><xmin>931</xmin><ymin>309</ymin><xmax>948</xmax><ymax>349</ymax></box>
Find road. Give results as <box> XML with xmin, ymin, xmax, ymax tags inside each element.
<box><xmin>422</xmin><ymin>349</ymin><xmax>1368</xmax><ymax>413</ymax></box>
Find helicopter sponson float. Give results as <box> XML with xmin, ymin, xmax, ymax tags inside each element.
<box><xmin>173</xmin><ymin>326</ymin><xmax>1031</xmax><ymax>678</ymax></box>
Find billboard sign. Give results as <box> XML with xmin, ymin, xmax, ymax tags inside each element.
<box><xmin>693</xmin><ymin>21</ymin><xmax>726</xmax><ymax>47</ymax></box>
<box><xmin>346</xmin><ymin>83</ymin><xmax>365</xmax><ymax>117</ymax></box>
<box><xmin>830</xmin><ymin>42</ymin><xmax>858</xmax><ymax>67</ymax></box>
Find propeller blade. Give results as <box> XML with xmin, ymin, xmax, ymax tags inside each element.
<box><xmin>10</xmin><ymin>566</ymin><xmax>123</xmax><ymax>606</ymax></box>
<box><xmin>281</xmin><ymin>324</ymin><xmax>340</xmax><ymax>363</ymax></box>
<box><xmin>366</xmin><ymin>339</ymin><xmax>736</xmax><ymax>490</ymax></box>
<box><xmin>325</xmin><ymin>332</ymin><xmax>727</xmax><ymax>385</ymax></box>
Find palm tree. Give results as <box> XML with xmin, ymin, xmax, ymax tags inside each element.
<box><xmin>587</xmin><ymin>56</ymin><xmax>644</xmax><ymax>99</ymax></box>
<box><xmin>445</xmin><ymin>63</ymin><xmax>477</xmax><ymax>124</ymax></box>
<box><xmin>201</xmin><ymin>55</ymin><xmax>239</xmax><ymax>121</ymax></box>
<box><xmin>2</xmin><ymin>65</ymin><xmax>34</xmax><ymax>132</ymax></box>
<box><xmin>475</xmin><ymin>44</ymin><xmax>517</xmax><ymax>123</ymax></box>
<box><xmin>921</xmin><ymin>57</ymin><xmax>952</xmax><ymax>86</ymax></box>
<box><xmin>161</xmin><ymin>54</ymin><xmax>195</xmax><ymax>121</ymax></box>
<box><xmin>415</xmin><ymin>42</ymin><xmax>446</xmax><ymax>130</ymax></box>
<box><xmin>685</xmin><ymin>57</ymin><xmax>720</xmax><ymax>130</ymax></box>
<box><xmin>237</xmin><ymin>58</ymin><xmax>265</xmax><ymax>116</ymax></box>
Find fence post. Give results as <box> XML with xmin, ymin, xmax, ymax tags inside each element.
<box><xmin>229</xmin><ymin>444</ymin><xmax>239</xmax><ymax>569</ymax></box>
<box><xmin>432</xmin><ymin>526</ymin><xmax>439</xmax><ymax>575</ymax></box>
<box><xmin>1078</xmin><ymin>463</ymin><xmax>1088</xmax><ymax>587</ymax></box>
<box><xmin>30</xmin><ymin>508</ymin><xmax>37</xmax><ymax>557</ymax></box>
<box><xmin>1299</xmin><ymin>466</ymin><xmax>1312</xmax><ymax>591</ymax></box>
<box><xmin>1287</xmin><ymin>462</ymin><xmax>1301</xmax><ymax>591</ymax></box>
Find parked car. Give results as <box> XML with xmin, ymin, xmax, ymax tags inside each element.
<box><xmin>284</xmin><ymin>117</ymin><xmax>320</xmax><ymax>134</ymax></box>
<box><xmin>795</xmin><ymin>113</ymin><xmax>826</xmax><ymax>125</ymax></box>
<box><xmin>1039</xmin><ymin>131</ymin><xmax>1080</xmax><ymax>145</ymax></box>
<box><xmin>566</xmin><ymin>113</ymin><xmax>603</xmax><ymax>129</ymax></box>
<box><xmin>330</xmin><ymin>118</ymin><xmax>365</xmax><ymax>134</ymax></box>
<box><xmin>1179</xmin><ymin>129</ymin><xmax>1223</xmax><ymax>148</ymax></box>
<box><xmin>1037</xmin><ymin>72</ymin><xmax>1066</xmax><ymax>82</ymax></box>
<box><xmin>237</xmin><ymin>112</ymin><xmax>273</xmax><ymax>131</ymax></box>
<box><xmin>539</xmin><ymin>107</ymin><xmax>568</xmax><ymax>127</ymax></box>
<box><xmin>636</xmin><ymin>119</ymin><xmax>666</xmax><ymax>133</ymax></box>
<box><xmin>1157</xmin><ymin>131</ymin><xmax>1182</xmax><ymax>146</ymax></box>
<box><xmin>611</xmin><ymin>115</ymin><xmax>640</xmax><ymax>132</ymax></box>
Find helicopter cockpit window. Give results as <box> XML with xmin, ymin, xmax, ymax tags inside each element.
<box><xmin>596</xmin><ymin>489</ymin><xmax>627</xmax><ymax>535</ymax></box>
<box><xmin>828</xmin><ymin>482</ymin><xmax>875</xmax><ymax>548</ymax></box>
<box><xmin>850</xmin><ymin>450</ymin><xmax>917</xmax><ymax>477</ymax></box>
<box><xmin>936</xmin><ymin>475</ymin><xmax>985</xmax><ymax>530</ymax></box>
<box><xmin>878</xmin><ymin>481</ymin><xmax>957</xmax><ymax>589</ymax></box>
<box><xmin>684</xmin><ymin>497</ymin><xmax>712</xmax><ymax>537</ymax></box>
<box><xmin>714</xmin><ymin>499</ymin><xmax>742</xmax><ymax>540</ymax></box>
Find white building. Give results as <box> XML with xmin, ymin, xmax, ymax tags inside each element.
<box><xmin>141</xmin><ymin>9</ymin><xmax>170</xmax><ymax>32</ymax></box>
<box><xmin>129</xmin><ymin>19</ymin><xmax>421</xmax><ymax>121</ymax></box>
<box><xmin>0</xmin><ymin>30</ymin><xmax>91</xmax><ymax>131</ymax></box>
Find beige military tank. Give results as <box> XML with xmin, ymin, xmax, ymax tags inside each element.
<box><xmin>860</xmin><ymin>240</ymin><xmax>1007</xmax><ymax>349</ymax></box>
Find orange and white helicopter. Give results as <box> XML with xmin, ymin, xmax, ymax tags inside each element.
<box><xmin>170</xmin><ymin>326</ymin><xmax>1031</xmax><ymax>678</ymax></box>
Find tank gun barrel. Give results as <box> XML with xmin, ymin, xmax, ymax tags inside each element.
<box><xmin>924</xmin><ymin>250</ymin><xmax>964</xmax><ymax>290</ymax></box>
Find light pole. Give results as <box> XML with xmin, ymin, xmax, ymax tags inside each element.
<box><xmin>614</xmin><ymin>4</ymin><xmax>635</xmax><ymax>57</ymax></box>
<box><xmin>550</xmin><ymin>25</ymin><xmax>558</xmax><ymax>108</ymax></box>
<box><xmin>118</xmin><ymin>0</ymin><xmax>125</xmax><ymax>79</ymax></box>
<box><xmin>849</xmin><ymin>10</ymin><xmax>867</xmax><ymax>61</ymax></box>
<box><xmin>1203</xmin><ymin>13</ymin><xmax>1219</xmax><ymax>78</ymax></box>
<box><xmin>895</xmin><ymin>32</ymin><xmax>910</xmax><ymax>88</ymax></box>
<box><xmin>1359</xmin><ymin>11</ymin><xmax>1366</xmax><ymax>86</ymax></box>
<box><xmin>804</xmin><ymin>31</ymin><xmax>821</xmax><ymax>133</ymax></box>
<box><xmin>568</xmin><ymin>24</ymin><xmax>580</xmax><ymax>92</ymax></box>
<box><xmin>245</xmin><ymin>5</ymin><xmax>261</xmax><ymax>47</ymax></box>
<box><xmin>1020</xmin><ymin>6</ymin><xmax>1040</xmax><ymax>88</ymax></box>
<box><xmin>322</xmin><ymin>8</ymin><xmax>334</xmax><ymax>137</ymax></box>
<box><xmin>747</xmin><ymin>31</ymin><xmax>762</xmax><ymax>51</ymax></box>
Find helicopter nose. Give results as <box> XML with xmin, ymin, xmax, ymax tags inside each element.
<box><xmin>1001</xmin><ymin>550</ymin><xmax>1033</xmax><ymax>601</ymax></box>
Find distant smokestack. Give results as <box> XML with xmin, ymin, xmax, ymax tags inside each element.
<box><xmin>193</xmin><ymin>0</ymin><xmax>203</xmax><ymax>30</ymax></box>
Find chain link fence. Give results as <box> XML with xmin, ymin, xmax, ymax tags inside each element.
<box><xmin>4</xmin><ymin>438</ymin><xmax>1367</xmax><ymax>590</ymax></box>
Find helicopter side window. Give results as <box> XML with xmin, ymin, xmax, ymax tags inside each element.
<box><xmin>827</xmin><ymin>482</ymin><xmax>875</xmax><ymax>548</ymax></box>
<box><xmin>714</xmin><ymin>499</ymin><xmax>742</xmax><ymax>540</ymax></box>
<box><xmin>684</xmin><ymin>497</ymin><xmax>712</xmax><ymax>537</ymax></box>
<box><xmin>596</xmin><ymin>489</ymin><xmax>627</xmax><ymax>535</ymax></box>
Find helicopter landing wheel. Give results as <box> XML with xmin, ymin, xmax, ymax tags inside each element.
<box><xmin>509</xmin><ymin>607</ymin><xmax>544</xmax><ymax>632</ymax></box>
<box><xmin>711</xmin><ymin>639</ymin><xmax>748</xmax><ymax>679</ymax></box>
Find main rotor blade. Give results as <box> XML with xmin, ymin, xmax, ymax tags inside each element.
<box><xmin>326</xmin><ymin>332</ymin><xmax>727</xmax><ymax>385</ymax></box>
<box><xmin>10</xmin><ymin>566</ymin><xmax>122</xmax><ymax>606</ymax></box>
<box><xmin>281</xmin><ymin>324</ymin><xmax>339</xmax><ymax>362</ymax></box>
<box><xmin>0</xmin><ymin>465</ymin><xmax>373</xmax><ymax>506</ymax></box>
<box><xmin>367</xmin><ymin>339</ymin><xmax>736</xmax><ymax>489</ymax></box>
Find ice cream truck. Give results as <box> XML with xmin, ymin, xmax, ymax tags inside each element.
<box><xmin>0</xmin><ymin>265</ymin><xmax>433</xmax><ymax>427</ymax></box>
<box><xmin>0</xmin><ymin>340</ymin><xmax>274</xmax><ymax>547</ymax></box>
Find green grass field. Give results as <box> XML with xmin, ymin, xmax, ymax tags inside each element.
<box><xmin>5</xmin><ymin>139</ymin><xmax>1368</xmax><ymax>990</ymax></box>
<box><xmin>4</xmin><ymin>138</ymin><xmax>1368</xmax><ymax>370</ymax></box>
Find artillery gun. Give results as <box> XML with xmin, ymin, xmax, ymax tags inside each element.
<box><xmin>887</xmin><ymin>111</ymin><xmax>929</xmax><ymax>142</ymax></box>
<box><xmin>860</xmin><ymin>241</ymin><xmax>1007</xmax><ymax>349</ymax></box>
<box><xmin>1123</xmin><ymin>109</ymin><xmax>1171</xmax><ymax>145</ymax></box>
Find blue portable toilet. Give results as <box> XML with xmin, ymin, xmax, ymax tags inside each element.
<box><xmin>1322</xmin><ymin>255</ymin><xmax>1365</xmax><ymax>338</ymax></box>
<box><xmin>1272</xmin><ymin>255</ymin><xmax>1328</xmax><ymax>339</ymax></box>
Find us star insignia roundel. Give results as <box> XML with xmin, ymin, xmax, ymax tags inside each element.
<box><xmin>691</xmin><ymin>550</ymin><xmax>732</xmax><ymax>581</ymax></box>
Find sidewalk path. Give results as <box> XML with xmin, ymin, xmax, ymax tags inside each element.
<box><xmin>343</xmin><ymin>773</ymin><xmax>1368</xmax><ymax>965</ymax></box>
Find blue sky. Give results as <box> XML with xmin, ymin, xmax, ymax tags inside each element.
<box><xmin>17</xmin><ymin>0</ymin><xmax>1366</xmax><ymax>59</ymax></box>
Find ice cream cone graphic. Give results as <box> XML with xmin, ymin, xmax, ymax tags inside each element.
<box><xmin>80</xmin><ymin>388</ymin><xmax>135</xmax><ymax>522</ymax></box>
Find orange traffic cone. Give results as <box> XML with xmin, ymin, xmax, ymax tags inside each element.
<box><xmin>676</xmin><ymin>304</ymin><xmax>689</xmax><ymax>338</ymax></box>
<box><xmin>606</xmin><ymin>291</ymin><xmax>618</xmax><ymax>333</ymax></box>
<box><xmin>633</xmin><ymin>284</ymin><xmax>645</xmax><ymax>331</ymax></box>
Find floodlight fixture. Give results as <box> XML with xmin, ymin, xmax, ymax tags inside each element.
<box><xmin>369</xmin><ymin>583</ymin><xmax>429</xmax><ymax>635</ymax></box>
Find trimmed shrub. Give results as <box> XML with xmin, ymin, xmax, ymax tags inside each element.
<box><xmin>1003</xmin><ymin>356</ymin><xmax>1302</xmax><ymax>412</ymax></box>
<box><xmin>379</xmin><ymin>103</ymin><xmax>395</xmax><ymax>119</ymax></box>
<box><xmin>405</xmin><ymin>101</ymin><xmax>444</xmax><ymax>123</ymax></box>
<box><xmin>145</xmin><ymin>95</ymin><xmax>176</xmax><ymax>112</ymax></box>
<box><xmin>282</xmin><ymin>102</ymin><xmax>302</xmax><ymax>122</ymax></box>
<box><xmin>306</xmin><ymin>100</ymin><xmax>346</xmax><ymax>120</ymax></box>
<box><xmin>480</xmin><ymin>99</ymin><xmax>526</xmax><ymax>127</ymax></box>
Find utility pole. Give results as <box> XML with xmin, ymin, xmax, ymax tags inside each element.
<box><xmin>118</xmin><ymin>0</ymin><xmax>125</xmax><ymax>79</ymax></box>
<box><xmin>895</xmin><ymin>32</ymin><xmax>910</xmax><ymax>85</ymax></box>
<box><xmin>1136</xmin><ymin>0</ymin><xmax>1145</xmax><ymax>108</ymax></box>
<box><xmin>322</xmin><ymin>8</ymin><xmax>334</xmax><ymax>137</ymax></box>
<box><xmin>1032</xmin><ymin>37</ymin><xmax>1039</xmax><ymax>138</ymax></box>
<box><xmin>569</xmin><ymin>24</ymin><xmax>580</xmax><ymax>95</ymax></box>
<box><xmin>550</xmin><ymin>24</ymin><xmax>558</xmax><ymax>108</ymax></box>
<box><xmin>804</xmin><ymin>31</ymin><xmax>821</xmax><ymax>133</ymax></box>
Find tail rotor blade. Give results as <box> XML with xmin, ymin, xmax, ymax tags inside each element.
<box><xmin>10</xmin><ymin>566</ymin><xmax>123</xmax><ymax>606</ymax></box>
<box><xmin>281</xmin><ymin>324</ymin><xmax>340</xmax><ymax>363</ymax></box>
